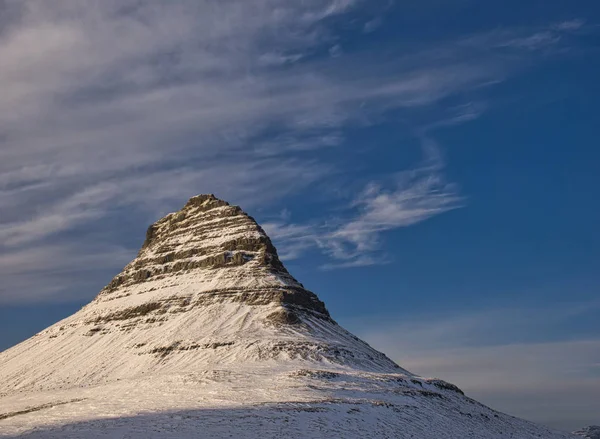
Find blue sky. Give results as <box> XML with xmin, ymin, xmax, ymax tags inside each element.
<box><xmin>0</xmin><ymin>0</ymin><xmax>599</xmax><ymax>432</ymax></box>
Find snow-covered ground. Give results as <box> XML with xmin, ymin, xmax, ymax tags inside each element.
<box><xmin>0</xmin><ymin>365</ymin><xmax>576</xmax><ymax>438</ymax></box>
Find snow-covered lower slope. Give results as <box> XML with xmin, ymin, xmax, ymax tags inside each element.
<box><xmin>0</xmin><ymin>292</ymin><xmax>401</xmax><ymax>395</ymax></box>
<box><xmin>0</xmin><ymin>195</ymin><xmax>577</xmax><ymax>438</ymax></box>
<box><xmin>0</xmin><ymin>366</ymin><xmax>575</xmax><ymax>438</ymax></box>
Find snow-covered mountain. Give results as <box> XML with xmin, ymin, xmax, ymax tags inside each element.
<box><xmin>0</xmin><ymin>195</ymin><xmax>576</xmax><ymax>438</ymax></box>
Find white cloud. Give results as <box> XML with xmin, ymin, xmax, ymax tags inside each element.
<box><xmin>262</xmin><ymin>222</ymin><xmax>317</xmax><ymax>260</ymax></box>
<box><xmin>456</xmin><ymin>19</ymin><xmax>586</xmax><ymax>53</ymax></box>
<box><xmin>330</xmin><ymin>169</ymin><xmax>461</xmax><ymax>252</ymax></box>
<box><xmin>498</xmin><ymin>31</ymin><xmax>561</xmax><ymax>51</ymax></box>
<box><xmin>0</xmin><ymin>0</ymin><xmax>495</xmax><ymax>217</ymax></box>
<box><xmin>0</xmin><ymin>183</ymin><xmax>121</xmax><ymax>246</ymax></box>
<box><xmin>0</xmin><ymin>243</ymin><xmax>133</xmax><ymax>304</ymax></box>
<box><xmin>0</xmin><ymin>2</ymin><xmax>589</xmax><ymax>302</ymax></box>
<box><xmin>553</xmin><ymin>20</ymin><xmax>585</xmax><ymax>31</ymax></box>
<box><xmin>265</xmin><ymin>139</ymin><xmax>462</xmax><ymax>268</ymax></box>
<box><xmin>363</xmin><ymin>17</ymin><xmax>383</xmax><ymax>33</ymax></box>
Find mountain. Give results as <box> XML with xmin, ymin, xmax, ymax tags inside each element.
<box><xmin>574</xmin><ymin>426</ymin><xmax>600</xmax><ymax>439</ymax></box>
<box><xmin>0</xmin><ymin>195</ymin><xmax>575</xmax><ymax>438</ymax></box>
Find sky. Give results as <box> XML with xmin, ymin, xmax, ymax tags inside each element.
<box><xmin>0</xmin><ymin>0</ymin><xmax>599</xmax><ymax>432</ymax></box>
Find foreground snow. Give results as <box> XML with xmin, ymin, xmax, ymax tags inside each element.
<box><xmin>0</xmin><ymin>365</ymin><xmax>575</xmax><ymax>438</ymax></box>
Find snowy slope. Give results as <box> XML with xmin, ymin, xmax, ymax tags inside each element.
<box><xmin>0</xmin><ymin>195</ymin><xmax>576</xmax><ymax>438</ymax></box>
<box><xmin>0</xmin><ymin>368</ymin><xmax>576</xmax><ymax>438</ymax></box>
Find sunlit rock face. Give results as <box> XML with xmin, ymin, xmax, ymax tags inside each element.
<box><xmin>93</xmin><ymin>194</ymin><xmax>332</xmax><ymax>330</ymax></box>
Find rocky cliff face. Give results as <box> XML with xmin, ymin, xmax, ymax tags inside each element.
<box><xmin>92</xmin><ymin>194</ymin><xmax>332</xmax><ymax>331</ymax></box>
<box><xmin>100</xmin><ymin>194</ymin><xmax>301</xmax><ymax>301</ymax></box>
<box><xmin>95</xmin><ymin>194</ymin><xmax>330</xmax><ymax>323</ymax></box>
<box><xmin>0</xmin><ymin>195</ymin><xmax>576</xmax><ymax>438</ymax></box>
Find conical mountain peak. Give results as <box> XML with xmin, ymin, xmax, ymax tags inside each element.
<box><xmin>0</xmin><ymin>195</ymin><xmax>403</xmax><ymax>396</ymax></box>
<box><xmin>99</xmin><ymin>193</ymin><xmax>298</xmax><ymax>301</ymax></box>
<box><xmin>89</xmin><ymin>193</ymin><xmax>336</xmax><ymax>328</ymax></box>
<box><xmin>0</xmin><ymin>196</ymin><xmax>575</xmax><ymax>439</ymax></box>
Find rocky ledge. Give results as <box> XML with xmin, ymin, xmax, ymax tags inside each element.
<box><xmin>94</xmin><ymin>194</ymin><xmax>329</xmax><ymax>319</ymax></box>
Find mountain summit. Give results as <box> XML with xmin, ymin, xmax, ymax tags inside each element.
<box><xmin>0</xmin><ymin>195</ymin><xmax>575</xmax><ymax>438</ymax></box>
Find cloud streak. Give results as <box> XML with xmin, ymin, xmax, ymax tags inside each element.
<box><xmin>264</xmin><ymin>139</ymin><xmax>462</xmax><ymax>268</ymax></box>
<box><xmin>0</xmin><ymin>243</ymin><xmax>132</xmax><ymax>304</ymax></box>
<box><xmin>326</xmin><ymin>167</ymin><xmax>461</xmax><ymax>264</ymax></box>
<box><xmin>0</xmin><ymin>2</ymin><xmax>590</xmax><ymax>302</ymax></box>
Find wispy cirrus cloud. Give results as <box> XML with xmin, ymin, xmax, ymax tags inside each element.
<box><xmin>264</xmin><ymin>144</ymin><xmax>462</xmax><ymax>268</ymax></box>
<box><xmin>327</xmin><ymin>168</ymin><xmax>460</xmax><ymax>258</ymax></box>
<box><xmin>455</xmin><ymin>19</ymin><xmax>586</xmax><ymax>52</ymax></box>
<box><xmin>553</xmin><ymin>19</ymin><xmax>586</xmax><ymax>31</ymax></box>
<box><xmin>0</xmin><ymin>243</ymin><xmax>132</xmax><ymax>304</ymax></box>
<box><xmin>0</xmin><ymin>1</ymin><xmax>591</xmax><ymax>302</ymax></box>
